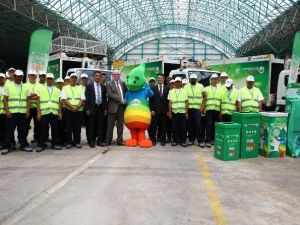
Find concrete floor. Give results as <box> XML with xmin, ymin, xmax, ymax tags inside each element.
<box><xmin>0</xmin><ymin>129</ymin><xmax>300</xmax><ymax>225</ymax></box>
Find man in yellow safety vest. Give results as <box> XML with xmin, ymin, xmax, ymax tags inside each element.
<box><xmin>184</xmin><ymin>73</ymin><xmax>206</xmax><ymax>148</ymax></box>
<box><xmin>220</xmin><ymin>79</ymin><xmax>239</xmax><ymax>122</ymax></box>
<box><xmin>61</xmin><ymin>73</ymin><xmax>85</xmax><ymax>149</ymax></box>
<box><xmin>202</xmin><ymin>74</ymin><xmax>223</xmax><ymax>148</ymax></box>
<box><xmin>0</xmin><ymin>73</ymin><xmax>6</xmax><ymax>149</ymax></box>
<box><xmin>1</xmin><ymin>70</ymin><xmax>32</xmax><ymax>155</ymax></box>
<box><xmin>238</xmin><ymin>75</ymin><xmax>264</xmax><ymax>112</ymax></box>
<box><xmin>168</xmin><ymin>77</ymin><xmax>188</xmax><ymax>147</ymax></box>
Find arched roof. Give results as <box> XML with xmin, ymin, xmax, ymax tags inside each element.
<box><xmin>38</xmin><ymin>0</ymin><xmax>297</xmax><ymax>56</ymax></box>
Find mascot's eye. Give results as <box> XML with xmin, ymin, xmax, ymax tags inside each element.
<box><xmin>135</xmin><ymin>76</ymin><xmax>140</xmax><ymax>80</ymax></box>
<box><xmin>126</xmin><ymin>75</ymin><xmax>129</xmax><ymax>79</ymax></box>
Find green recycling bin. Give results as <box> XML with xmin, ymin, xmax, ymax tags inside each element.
<box><xmin>232</xmin><ymin>112</ymin><xmax>260</xmax><ymax>159</ymax></box>
<box><xmin>214</xmin><ymin>122</ymin><xmax>241</xmax><ymax>161</ymax></box>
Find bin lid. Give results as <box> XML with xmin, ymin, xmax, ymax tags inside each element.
<box><xmin>232</xmin><ymin>112</ymin><xmax>260</xmax><ymax>118</ymax></box>
<box><xmin>216</xmin><ymin>122</ymin><xmax>241</xmax><ymax>128</ymax></box>
<box><xmin>260</xmin><ymin>112</ymin><xmax>288</xmax><ymax>117</ymax></box>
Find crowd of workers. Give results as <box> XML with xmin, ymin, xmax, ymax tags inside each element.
<box><xmin>0</xmin><ymin>67</ymin><xmax>263</xmax><ymax>155</ymax></box>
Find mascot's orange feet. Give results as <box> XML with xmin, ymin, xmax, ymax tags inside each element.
<box><xmin>138</xmin><ymin>139</ymin><xmax>152</xmax><ymax>148</ymax></box>
<box><xmin>125</xmin><ymin>138</ymin><xmax>138</xmax><ymax>147</ymax></box>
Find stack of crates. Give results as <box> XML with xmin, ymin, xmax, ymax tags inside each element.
<box><xmin>214</xmin><ymin>122</ymin><xmax>241</xmax><ymax>161</ymax></box>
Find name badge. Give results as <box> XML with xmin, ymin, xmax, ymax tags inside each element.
<box><xmin>48</xmin><ymin>101</ymin><xmax>52</xmax><ymax>104</ymax></box>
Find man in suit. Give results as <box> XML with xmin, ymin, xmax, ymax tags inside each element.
<box><xmin>85</xmin><ymin>71</ymin><xmax>107</xmax><ymax>148</ymax></box>
<box><xmin>149</xmin><ymin>74</ymin><xmax>169</xmax><ymax>146</ymax></box>
<box><xmin>105</xmin><ymin>69</ymin><xmax>127</xmax><ymax>146</ymax></box>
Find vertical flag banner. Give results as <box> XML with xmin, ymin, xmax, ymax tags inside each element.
<box><xmin>288</xmin><ymin>31</ymin><xmax>300</xmax><ymax>83</ymax></box>
<box><xmin>27</xmin><ymin>28</ymin><xmax>53</xmax><ymax>74</ymax></box>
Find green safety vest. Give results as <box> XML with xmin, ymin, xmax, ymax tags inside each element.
<box><xmin>240</xmin><ymin>87</ymin><xmax>261</xmax><ymax>112</ymax></box>
<box><xmin>221</xmin><ymin>88</ymin><xmax>238</xmax><ymax>115</ymax></box>
<box><xmin>26</xmin><ymin>82</ymin><xmax>42</xmax><ymax>108</ymax></box>
<box><xmin>0</xmin><ymin>87</ymin><xmax>4</xmax><ymax>114</ymax></box>
<box><xmin>62</xmin><ymin>85</ymin><xmax>82</xmax><ymax>109</ymax></box>
<box><xmin>39</xmin><ymin>86</ymin><xmax>60</xmax><ymax>116</ymax></box>
<box><xmin>169</xmin><ymin>88</ymin><xmax>187</xmax><ymax>114</ymax></box>
<box><xmin>205</xmin><ymin>85</ymin><xmax>222</xmax><ymax>111</ymax></box>
<box><xmin>184</xmin><ymin>83</ymin><xmax>204</xmax><ymax>109</ymax></box>
<box><xmin>7</xmin><ymin>83</ymin><xmax>28</xmax><ymax>113</ymax></box>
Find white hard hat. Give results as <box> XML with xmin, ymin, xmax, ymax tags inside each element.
<box><xmin>81</xmin><ymin>73</ymin><xmax>88</xmax><ymax>79</ymax></box>
<box><xmin>8</xmin><ymin>68</ymin><xmax>16</xmax><ymax>72</ymax></box>
<box><xmin>46</xmin><ymin>73</ymin><xmax>54</xmax><ymax>79</ymax></box>
<box><xmin>174</xmin><ymin>77</ymin><xmax>182</xmax><ymax>82</ymax></box>
<box><xmin>220</xmin><ymin>72</ymin><xmax>228</xmax><ymax>77</ymax></box>
<box><xmin>190</xmin><ymin>73</ymin><xmax>197</xmax><ymax>79</ymax></box>
<box><xmin>64</xmin><ymin>75</ymin><xmax>70</xmax><ymax>80</ymax></box>
<box><xmin>246</xmin><ymin>75</ymin><xmax>255</xmax><ymax>82</ymax></box>
<box><xmin>170</xmin><ymin>79</ymin><xmax>175</xmax><ymax>83</ymax></box>
<box><xmin>0</xmin><ymin>73</ymin><xmax>6</xmax><ymax>78</ymax></box>
<box><xmin>225</xmin><ymin>79</ymin><xmax>233</xmax><ymax>87</ymax></box>
<box><xmin>149</xmin><ymin>77</ymin><xmax>155</xmax><ymax>81</ymax></box>
<box><xmin>182</xmin><ymin>79</ymin><xmax>188</xmax><ymax>84</ymax></box>
<box><xmin>28</xmin><ymin>69</ymin><xmax>37</xmax><ymax>75</ymax></box>
<box><xmin>15</xmin><ymin>70</ymin><xmax>24</xmax><ymax>76</ymax></box>
<box><xmin>56</xmin><ymin>78</ymin><xmax>64</xmax><ymax>83</ymax></box>
<box><xmin>39</xmin><ymin>70</ymin><xmax>46</xmax><ymax>75</ymax></box>
<box><xmin>70</xmin><ymin>73</ymin><xmax>77</xmax><ymax>78</ymax></box>
<box><xmin>210</xmin><ymin>74</ymin><xmax>219</xmax><ymax>79</ymax></box>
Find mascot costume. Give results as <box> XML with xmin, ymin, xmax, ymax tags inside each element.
<box><xmin>124</xmin><ymin>64</ymin><xmax>154</xmax><ymax>148</ymax></box>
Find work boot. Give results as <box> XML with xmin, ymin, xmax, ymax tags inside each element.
<box><xmin>171</xmin><ymin>142</ymin><xmax>178</xmax><ymax>146</ymax></box>
<box><xmin>66</xmin><ymin>144</ymin><xmax>72</xmax><ymax>149</ymax></box>
<box><xmin>205</xmin><ymin>143</ymin><xmax>211</xmax><ymax>148</ymax></box>
<box><xmin>1</xmin><ymin>149</ymin><xmax>11</xmax><ymax>155</ymax></box>
<box><xmin>52</xmin><ymin>146</ymin><xmax>62</xmax><ymax>150</ymax></box>
<box><xmin>75</xmin><ymin>144</ymin><xmax>82</xmax><ymax>149</ymax></box>
<box><xmin>181</xmin><ymin>142</ymin><xmax>188</xmax><ymax>147</ymax></box>
<box><xmin>21</xmin><ymin>147</ymin><xmax>33</xmax><ymax>152</ymax></box>
<box><xmin>199</xmin><ymin>142</ymin><xmax>205</xmax><ymax>148</ymax></box>
<box><xmin>36</xmin><ymin>147</ymin><xmax>44</xmax><ymax>153</ymax></box>
<box><xmin>188</xmin><ymin>141</ymin><xmax>194</xmax><ymax>146</ymax></box>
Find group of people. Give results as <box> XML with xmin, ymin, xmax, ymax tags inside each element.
<box><xmin>148</xmin><ymin>72</ymin><xmax>264</xmax><ymax>148</ymax></box>
<box><xmin>0</xmin><ymin>67</ymin><xmax>263</xmax><ymax>155</ymax></box>
<box><xmin>0</xmin><ymin>68</ymin><xmax>127</xmax><ymax>155</ymax></box>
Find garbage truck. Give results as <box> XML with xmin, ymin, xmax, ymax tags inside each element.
<box><xmin>205</xmin><ymin>54</ymin><xmax>290</xmax><ymax>110</ymax></box>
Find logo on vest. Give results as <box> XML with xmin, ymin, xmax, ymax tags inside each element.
<box><xmin>131</xmin><ymin>99</ymin><xmax>141</xmax><ymax>106</ymax></box>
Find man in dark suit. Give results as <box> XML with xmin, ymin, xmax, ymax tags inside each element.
<box><xmin>85</xmin><ymin>71</ymin><xmax>107</xmax><ymax>148</ymax></box>
<box><xmin>149</xmin><ymin>74</ymin><xmax>169</xmax><ymax>146</ymax></box>
<box><xmin>105</xmin><ymin>69</ymin><xmax>127</xmax><ymax>146</ymax></box>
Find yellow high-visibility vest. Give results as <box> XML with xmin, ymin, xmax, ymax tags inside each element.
<box><xmin>205</xmin><ymin>85</ymin><xmax>222</xmax><ymax>111</ymax></box>
<box><xmin>169</xmin><ymin>88</ymin><xmax>187</xmax><ymax>113</ymax></box>
<box><xmin>62</xmin><ymin>85</ymin><xmax>82</xmax><ymax>109</ymax></box>
<box><xmin>39</xmin><ymin>86</ymin><xmax>60</xmax><ymax>116</ymax></box>
<box><xmin>184</xmin><ymin>83</ymin><xmax>204</xmax><ymax>109</ymax></box>
<box><xmin>240</xmin><ymin>86</ymin><xmax>261</xmax><ymax>112</ymax></box>
<box><xmin>221</xmin><ymin>88</ymin><xmax>238</xmax><ymax>115</ymax></box>
<box><xmin>6</xmin><ymin>83</ymin><xmax>28</xmax><ymax>113</ymax></box>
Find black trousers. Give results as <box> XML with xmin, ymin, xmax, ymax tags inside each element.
<box><xmin>102</xmin><ymin>114</ymin><xmax>107</xmax><ymax>142</ymax></box>
<box><xmin>25</xmin><ymin>108</ymin><xmax>39</xmax><ymax>141</ymax></box>
<box><xmin>149</xmin><ymin>113</ymin><xmax>167</xmax><ymax>142</ymax></box>
<box><xmin>83</xmin><ymin>110</ymin><xmax>89</xmax><ymax>143</ymax></box>
<box><xmin>0</xmin><ymin>114</ymin><xmax>6</xmax><ymax>147</ymax></box>
<box><xmin>87</xmin><ymin>104</ymin><xmax>105</xmax><ymax>144</ymax></box>
<box><xmin>172</xmin><ymin>113</ymin><xmax>187</xmax><ymax>144</ymax></box>
<box><xmin>188</xmin><ymin>108</ymin><xmax>204</xmax><ymax>143</ymax></box>
<box><xmin>38</xmin><ymin>113</ymin><xmax>59</xmax><ymax>148</ymax></box>
<box><xmin>205</xmin><ymin>110</ymin><xmax>220</xmax><ymax>143</ymax></box>
<box><xmin>106</xmin><ymin>105</ymin><xmax>125</xmax><ymax>144</ymax></box>
<box><xmin>64</xmin><ymin>109</ymin><xmax>83</xmax><ymax>145</ymax></box>
<box><xmin>4</xmin><ymin>113</ymin><xmax>29</xmax><ymax>149</ymax></box>
<box><xmin>166</xmin><ymin>117</ymin><xmax>172</xmax><ymax>141</ymax></box>
<box><xmin>58</xmin><ymin>110</ymin><xmax>66</xmax><ymax>145</ymax></box>
<box><xmin>221</xmin><ymin>114</ymin><xmax>232</xmax><ymax>122</ymax></box>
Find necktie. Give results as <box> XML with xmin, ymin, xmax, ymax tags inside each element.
<box><xmin>116</xmin><ymin>81</ymin><xmax>122</xmax><ymax>100</ymax></box>
<box><xmin>159</xmin><ymin>85</ymin><xmax>163</xmax><ymax>96</ymax></box>
<box><xmin>96</xmin><ymin>83</ymin><xmax>101</xmax><ymax>104</ymax></box>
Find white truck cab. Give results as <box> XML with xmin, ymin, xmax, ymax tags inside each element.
<box><xmin>276</xmin><ymin>70</ymin><xmax>300</xmax><ymax>108</ymax></box>
<box><xmin>169</xmin><ymin>68</ymin><xmax>221</xmax><ymax>87</ymax></box>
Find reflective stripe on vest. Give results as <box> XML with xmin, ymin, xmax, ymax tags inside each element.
<box><xmin>26</xmin><ymin>83</ymin><xmax>41</xmax><ymax>108</ymax></box>
<box><xmin>63</xmin><ymin>85</ymin><xmax>82</xmax><ymax>109</ymax></box>
<box><xmin>221</xmin><ymin>88</ymin><xmax>238</xmax><ymax>115</ymax></box>
<box><xmin>7</xmin><ymin>83</ymin><xmax>28</xmax><ymax>113</ymax></box>
<box><xmin>240</xmin><ymin>87</ymin><xmax>260</xmax><ymax>112</ymax></box>
<box><xmin>205</xmin><ymin>86</ymin><xmax>222</xmax><ymax>111</ymax></box>
<box><xmin>184</xmin><ymin>83</ymin><xmax>203</xmax><ymax>109</ymax></box>
<box><xmin>169</xmin><ymin>89</ymin><xmax>187</xmax><ymax>113</ymax></box>
<box><xmin>39</xmin><ymin>86</ymin><xmax>60</xmax><ymax>115</ymax></box>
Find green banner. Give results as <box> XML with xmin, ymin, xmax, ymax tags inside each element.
<box><xmin>48</xmin><ymin>59</ymin><xmax>60</xmax><ymax>80</ymax></box>
<box><xmin>208</xmin><ymin>61</ymin><xmax>270</xmax><ymax>101</ymax></box>
<box><xmin>121</xmin><ymin>61</ymin><xmax>162</xmax><ymax>81</ymax></box>
<box><xmin>289</xmin><ymin>31</ymin><xmax>300</xmax><ymax>83</ymax></box>
<box><xmin>27</xmin><ymin>28</ymin><xmax>53</xmax><ymax>74</ymax></box>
